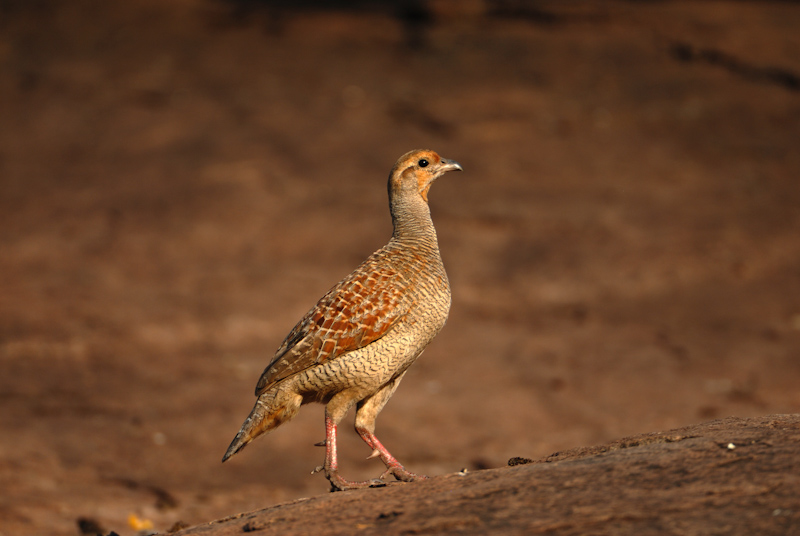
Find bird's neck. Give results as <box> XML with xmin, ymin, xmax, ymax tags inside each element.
<box><xmin>389</xmin><ymin>194</ymin><xmax>439</xmax><ymax>250</ymax></box>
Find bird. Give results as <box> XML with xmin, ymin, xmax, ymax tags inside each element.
<box><xmin>222</xmin><ymin>149</ymin><xmax>462</xmax><ymax>491</ymax></box>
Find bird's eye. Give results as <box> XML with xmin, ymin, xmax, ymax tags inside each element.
<box><xmin>418</xmin><ymin>159</ymin><xmax>429</xmax><ymax>168</ymax></box>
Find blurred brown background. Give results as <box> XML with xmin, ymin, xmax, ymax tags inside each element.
<box><xmin>1</xmin><ymin>1</ymin><xmax>799</xmax><ymax>534</ymax></box>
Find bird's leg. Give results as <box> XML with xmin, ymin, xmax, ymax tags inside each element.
<box><xmin>321</xmin><ymin>412</ymin><xmax>384</xmax><ymax>492</ymax></box>
<box><xmin>353</xmin><ymin>374</ymin><xmax>427</xmax><ymax>483</ymax></box>
<box><xmin>355</xmin><ymin>426</ymin><xmax>428</xmax><ymax>483</ymax></box>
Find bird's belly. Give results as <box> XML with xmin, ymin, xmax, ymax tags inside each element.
<box><xmin>294</xmin><ymin>321</ymin><xmax>441</xmax><ymax>403</ymax></box>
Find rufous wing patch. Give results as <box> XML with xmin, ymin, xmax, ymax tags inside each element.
<box><xmin>255</xmin><ymin>249</ymin><xmax>412</xmax><ymax>395</ymax></box>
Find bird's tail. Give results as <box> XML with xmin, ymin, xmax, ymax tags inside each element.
<box><xmin>222</xmin><ymin>389</ymin><xmax>302</xmax><ymax>462</ymax></box>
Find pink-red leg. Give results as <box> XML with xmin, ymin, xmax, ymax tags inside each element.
<box><xmin>321</xmin><ymin>413</ymin><xmax>384</xmax><ymax>492</ymax></box>
<box><xmin>352</xmin><ymin>373</ymin><xmax>427</xmax><ymax>483</ymax></box>
<box><xmin>356</xmin><ymin>426</ymin><xmax>428</xmax><ymax>483</ymax></box>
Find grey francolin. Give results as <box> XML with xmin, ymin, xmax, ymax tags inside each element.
<box><xmin>222</xmin><ymin>149</ymin><xmax>462</xmax><ymax>491</ymax></box>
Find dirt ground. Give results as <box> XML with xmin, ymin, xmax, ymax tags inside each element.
<box><xmin>176</xmin><ymin>415</ymin><xmax>800</xmax><ymax>535</ymax></box>
<box><xmin>1</xmin><ymin>1</ymin><xmax>799</xmax><ymax>535</ymax></box>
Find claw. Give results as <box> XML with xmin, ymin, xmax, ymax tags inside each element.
<box><xmin>326</xmin><ymin>472</ymin><xmax>387</xmax><ymax>492</ymax></box>
<box><xmin>314</xmin><ymin>440</ymin><xmax>327</xmax><ymax>447</ymax></box>
<box><xmin>380</xmin><ymin>465</ymin><xmax>429</xmax><ymax>483</ymax></box>
<box><xmin>379</xmin><ymin>468</ymin><xmax>393</xmax><ymax>481</ymax></box>
<box><xmin>311</xmin><ymin>465</ymin><xmax>324</xmax><ymax>474</ymax></box>
<box><xmin>366</xmin><ymin>448</ymin><xmax>381</xmax><ymax>460</ymax></box>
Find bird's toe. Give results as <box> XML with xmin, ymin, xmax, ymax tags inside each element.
<box><xmin>326</xmin><ymin>471</ymin><xmax>387</xmax><ymax>492</ymax></box>
<box><xmin>380</xmin><ymin>465</ymin><xmax>428</xmax><ymax>483</ymax></box>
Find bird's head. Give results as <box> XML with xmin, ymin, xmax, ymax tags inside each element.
<box><xmin>388</xmin><ymin>149</ymin><xmax>462</xmax><ymax>203</ymax></box>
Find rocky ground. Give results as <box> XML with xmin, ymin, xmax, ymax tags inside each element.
<box><xmin>1</xmin><ymin>1</ymin><xmax>799</xmax><ymax>535</ymax></box>
<box><xmin>177</xmin><ymin>415</ymin><xmax>800</xmax><ymax>535</ymax></box>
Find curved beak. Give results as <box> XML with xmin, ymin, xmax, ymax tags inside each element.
<box><xmin>438</xmin><ymin>158</ymin><xmax>463</xmax><ymax>173</ymax></box>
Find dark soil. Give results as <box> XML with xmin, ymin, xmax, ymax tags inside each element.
<box><xmin>1</xmin><ymin>1</ymin><xmax>799</xmax><ymax>535</ymax></box>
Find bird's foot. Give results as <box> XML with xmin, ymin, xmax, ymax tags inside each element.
<box><xmin>379</xmin><ymin>464</ymin><xmax>429</xmax><ymax>483</ymax></box>
<box><xmin>325</xmin><ymin>470</ymin><xmax>386</xmax><ymax>492</ymax></box>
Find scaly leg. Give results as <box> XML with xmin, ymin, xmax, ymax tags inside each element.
<box><xmin>321</xmin><ymin>411</ymin><xmax>384</xmax><ymax>492</ymax></box>
<box><xmin>354</xmin><ymin>372</ymin><xmax>427</xmax><ymax>483</ymax></box>
<box><xmin>356</xmin><ymin>426</ymin><xmax>428</xmax><ymax>482</ymax></box>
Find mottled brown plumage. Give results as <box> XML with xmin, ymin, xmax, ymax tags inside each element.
<box><xmin>254</xmin><ymin>253</ymin><xmax>411</xmax><ymax>396</ymax></box>
<box><xmin>222</xmin><ymin>149</ymin><xmax>461</xmax><ymax>491</ymax></box>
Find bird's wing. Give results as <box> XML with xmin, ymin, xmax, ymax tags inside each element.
<box><xmin>255</xmin><ymin>249</ymin><xmax>413</xmax><ymax>396</ymax></box>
